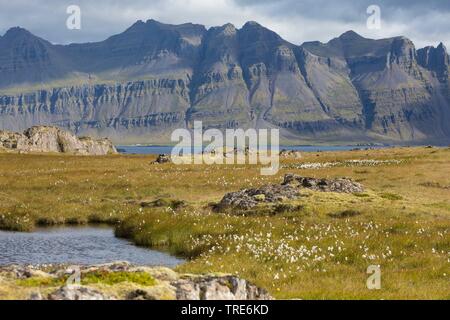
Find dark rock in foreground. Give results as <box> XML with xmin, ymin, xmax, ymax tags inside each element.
<box><xmin>217</xmin><ymin>174</ymin><xmax>364</xmax><ymax>212</ymax></box>
<box><xmin>218</xmin><ymin>184</ymin><xmax>300</xmax><ymax>210</ymax></box>
<box><xmin>153</xmin><ymin>154</ymin><xmax>171</xmax><ymax>164</ymax></box>
<box><xmin>282</xmin><ymin>174</ymin><xmax>364</xmax><ymax>193</ymax></box>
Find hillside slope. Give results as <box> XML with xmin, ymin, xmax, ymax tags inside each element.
<box><xmin>0</xmin><ymin>20</ymin><xmax>449</xmax><ymax>144</ymax></box>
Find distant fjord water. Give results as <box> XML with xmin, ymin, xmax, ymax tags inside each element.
<box><xmin>116</xmin><ymin>145</ymin><xmax>389</xmax><ymax>155</ymax></box>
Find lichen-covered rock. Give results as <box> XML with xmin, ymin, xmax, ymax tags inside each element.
<box><xmin>173</xmin><ymin>275</ymin><xmax>272</xmax><ymax>300</ymax></box>
<box><xmin>126</xmin><ymin>285</ymin><xmax>176</xmax><ymax>300</ymax></box>
<box><xmin>0</xmin><ymin>126</ymin><xmax>116</xmax><ymax>155</ymax></box>
<box><xmin>48</xmin><ymin>285</ymin><xmax>115</xmax><ymax>300</ymax></box>
<box><xmin>218</xmin><ymin>184</ymin><xmax>300</xmax><ymax>210</ymax></box>
<box><xmin>217</xmin><ymin>174</ymin><xmax>365</xmax><ymax>212</ymax></box>
<box><xmin>29</xmin><ymin>292</ymin><xmax>43</xmax><ymax>300</ymax></box>
<box><xmin>0</xmin><ymin>265</ymin><xmax>54</xmax><ymax>279</ymax></box>
<box><xmin>0</xmin><ymin>130</ymin><xmax>28</xmax><ymax>149</ymax></box>
<box><xmin>282</xmin><ymin>174</ymin><xmax>364</xmax><ymax>193</ymax></box>
<box><xmin>0</xmin><ymin>263</ymin><xmax>273</xmax><ymax>300</ymax></box>
<box><xmin>79</xmin><ymin>137</ymin><xmax>118</xmax><ymax>156</ymax></box>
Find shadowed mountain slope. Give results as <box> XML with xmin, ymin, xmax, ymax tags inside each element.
<box><xmin>0</xmin><ymin>20</ymin><xmax>449</xmax><ymax>144</ymax></box>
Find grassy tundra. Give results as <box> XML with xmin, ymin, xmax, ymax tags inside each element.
<box><xmin>0</xmin><ymin>147</ymin><xmax>449</xmax><ymax>299</ymax></box>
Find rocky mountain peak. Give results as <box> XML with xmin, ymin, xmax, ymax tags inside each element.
<box><xmin>388</xmin><ymin>36</ymin><xmax>417</xmax><ymax>66</ymax></box>
<box><xmin>339</xmin><ymin>30</ymin><xmax>365</xmax><ymax>41</ymax></box>
<box><xmin>3</xmin><ymin>26</ymin><xmax>33</xmax><ymax>39</ymax></box>
<box><xmin>1</xmin><ymin>27</ymin><xmax>50</xmax><ymax>48</ymax></box>
<box><xmin>200</xmin><ymin>23</ymin><xmax>240</xmax><ymax>65</ymax></box>
<box><xmin>123</xmin><ymin>20</ymin><xmax>147</xmax><ymax>33</ymax></box>
<box><xmin>242</xmin><ymin>21</ymin><xmax>261</xmax><ymax>28</ymax></box>
<box><xmin>391</xmin><ymin>36</ymin><xmax>415</xmax><ymax>51</ymax></box>
<box><xmin>123</xmin><ymin>19</ymin><xmax>206</xmax><ymax>39</ymax></box>
<box><xmin>0</xmin><ymin>26</ymin><xmax>70</xmax><ymax>88</ymax></box>
<box><xmin>219</xmin><ymin>23</ymin><xmax>237</xmax><ymax>36</ymax></box>
<box><xmin>436</xmin><ymin>42</ymin><xmax>450</xmax><ymax>65</ymax></box>
<box><xmin>437</xmin><ymin>42</ymin><xmax>447</xmax><ymax>50</ymax></box>
<box><xmin>417</xmin><ymin>42</ymin><xmax>449</xmax><ymax>82</ymax></box>
<box><xmin>239</xmin><ymin>20</ymin><xmax>286</xmax><ymax>46</ymax></box>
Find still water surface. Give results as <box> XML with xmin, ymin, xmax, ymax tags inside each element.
<box><xmin>117</xmin><ymin>145</ymin><xmax>386</xmax><ymax>155</ymax></box>
<box><xmin>0</xmin><ymin>226</ymin><xmax>184</xmax><ymax>266</ymax></box>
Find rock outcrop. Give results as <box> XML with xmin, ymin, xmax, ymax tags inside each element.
<box><xmin>0</xmin><ymin>262</ymin><xmax>273</xmax><ymax>301</ymax></box>
<box><xmin>279</xmin><ymin>149</ymin><xmax>303</xmax><ymax>159</ymax></box>
<box><xmin>218</xmin><ymin>184</ymin><xmax>300</xmax><ymax>210</ymax></box>
<box><xmin>173</xmin><ymin>275</ymin><xmax>272</xmax><ymax>300</ymax></box>
<box><xmin>0</xmin><ymin>126</ymin><xmax>116</xmax><ymax>155</ymax></box>
<box><xmin>217</xmin><ymin>174</ymin><xmax>364</xmax><ymax>212</ymax></box>
<box><xmin>282</xmin><ymin>174</ymin><xmax>364</xmax><ymax>193</ymax></box>
<box><xmin>153</xmin><ymin>154</ymin><xmax>171</xmax><ymax>164</ymax></box>
<box><xmin>48</xmin><ymin>286</ymin><xmax>115</xmax><ymax>301</ymax></box>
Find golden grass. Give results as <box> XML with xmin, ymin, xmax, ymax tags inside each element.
<box><xmin>0</xmin><ymin>147</ymin><xmax>449</xmax><ymax>299</ymax></box>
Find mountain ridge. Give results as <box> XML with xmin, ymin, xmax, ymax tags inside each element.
<box><xmin>0</xmin><ymin>20</ymin><xmax>449</xmax><ymax>144</ymax></box>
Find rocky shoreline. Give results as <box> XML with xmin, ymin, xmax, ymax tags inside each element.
<box><xmin>0</xmin><ymin>262</ymin><xmax>273</xmax><ymax>300</ymax></box>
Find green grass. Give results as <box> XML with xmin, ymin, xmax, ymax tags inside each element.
<box><xmin>16</xmin><ymin>271</ymin><xmax>156</xmax><ymax>287</ymax></box>
<box><xmin>380</xmin><ymin>193</ymin><xmax>404</xmax><ymax>201</ymax></box>
<box><xmin>16</xmin><ymin>277</ymin><xmax>65</xmax><ymax>287</ymax></box>
<box><xmin>81</xmin><ymin>271</ymin><xmax>156</xmax><ymax>286</ymax></box>
<box><xmin>1</xmin><ymin>147</ymin><xmax>450</xmax><ymax>299</ymax></box>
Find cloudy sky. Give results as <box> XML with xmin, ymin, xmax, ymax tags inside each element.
<box><xmin>0</xmin><ymin>0</ymin><xmax>449</xmax><ymax>48</ymax></box>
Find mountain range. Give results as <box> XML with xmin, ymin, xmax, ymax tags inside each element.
<box><xmin>0</xmin><ymin>19</ymin><xmax>449</xmax><ymax>144</ymax></box>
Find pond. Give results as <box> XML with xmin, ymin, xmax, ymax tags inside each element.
<box><xmin>0</xmin><ymin>226</ymin><xmax>184</xmax><ymax>267</ymax></box>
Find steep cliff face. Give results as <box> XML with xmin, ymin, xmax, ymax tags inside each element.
<box><xmin>0</xmin><ymin>80</ymin><xmax>190</xmax><ymax>144</ymax></box>
<box><xmin>188</xmin><ymin>21</ymin><xmax>352</xmax><ymax>137</ymax></box>
<box><xmin>417</xmin><ymin>43</ymin><xmax>450</xmax><ymax>108</ymax></box>
<box><xmin>417</xmin><ymin>43</ymin><xmax>450</xmax><ymax>82</ymax></box>
<box><xmin>188</xmin><ymin>23</ymin><xmax>251</xmax><ymax>129</ymax></box>
<box><xmin>238</xmin><ymin>22</ymin><xmax>326</xmax><ymax>133</ymax></box>
<box><xmin>303</xmin><ymin>32</ymin><xmax>450</xmax><ymax>142</ymax></box>
<box><xmin>294</xmin><ymin>47</ymin><xmax>364</xmax><ymax>137</ymax></box>
<box><xmin>0</xmin><ymin>20</ymin><xmax>449</xmax><ymax>144</ymax></box>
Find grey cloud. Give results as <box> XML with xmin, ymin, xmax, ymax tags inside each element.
<box><xmin>0</xmin><ymin>0</ymin><xmax>448</xmax><ymax>48</ymax></box>
<box><xmin>232</xmin><ymin>0</ymin><xmax>450</xmax><ymax>47</ymax></box>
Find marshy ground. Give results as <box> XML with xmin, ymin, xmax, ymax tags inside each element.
<box><xmin>0</xmin><ymin>147</ymin><xmax>449</xmax><ymax>299</ymax></box>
